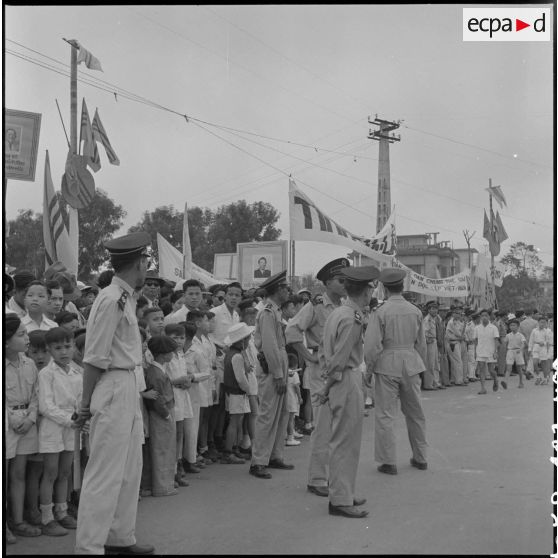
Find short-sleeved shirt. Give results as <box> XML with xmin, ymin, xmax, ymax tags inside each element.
<box><xmin>21</xmin><ymin>313</ymin><xmax>58</xmax><ymax>333</ymax></box>
<box><xmin>474</xmin><ymin>323</ymin><xmax>499</xmax><ymax>358</ymax></box>
<box><xmin>505</xmin><ymin>332</ymin><xmax>526</xmax><ymax>351</ymax></box>
<box><xmin>5</xmin><ymin>355</ymin><xmax>39</xmax><ymax>423</ymax></box>
<box><xmin>83</xmin><ymin>276</ymin><xmax>142</xmax><ymax>371</ymax></box>
<box><xmin>7</xmin><ymin>297</ymin><xmax>27</xmax><ymax>318</ymax></box>
<box><xmin>209</xmin><ymin>304</ymin><xmax>240</xmax><ymax>346</ymax></box>
<box><xmin>519</xmin><ymin>317</ymin><xmax>538</xmax><ymax>343</ymax></box>
<box><xmin>254</xmin><ymin>299</ymin><xmax>288</xmax><ymax>380</ymax></box>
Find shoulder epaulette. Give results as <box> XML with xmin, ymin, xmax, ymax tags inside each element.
<box><xmin>117</xmin><ymin>291</ymin><xmax>128</xmax><ymax>311</ymax></box>
<box><xmin>354</xmin><ymin>310</ymin><xmax>363</xmax><ymax>325</ymax></box>
<box><xmin>264</xmin><ymin>303</ymin><xmax>273</xmax><ymax>311</ymax></box>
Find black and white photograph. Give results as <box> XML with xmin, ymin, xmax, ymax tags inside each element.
<box><xmin>4</xmin><ymin>3</ymin><xmax>554</xmax><ymax>556</ymax></box>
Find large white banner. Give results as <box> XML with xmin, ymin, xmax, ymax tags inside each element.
<box><xmin>157</xmin><ymin>233</ymin><xmax>219</xmax><ymax>287</ymax></box>
<box><xmin>289</xmin><ymin>180</ymin><xmax>396</xmax><ymax>262</ymax></box>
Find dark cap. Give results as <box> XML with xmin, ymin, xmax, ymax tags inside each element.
<box><xmin>339</xmin><ymin>265</ymin><xmax>380</xmax><ymax>286</ymax></box>
<box><xmin>144</xmin><ymin>270</ymin><xmax>166</xmax><ymax>287</ymax></box>
<box><xmin>259</xmin><ymin>269</ymin><xmax>288</xmax><ymax>292</ymax></box>
<box><xmin>5</xmin><ymin>273</ymin><xmax>15</xmax><ymax>293</ymax></box>
<box><xmin>316</xmin><ymin>258</ymin><xmax>350</xmax><ymax>283</ymax></box>
<box><xmin>104</xmin><ymin>232</ymin><xmax>151</xmax><ymax>257</ymax></box>
<box><xmin>464</xmin><ymin>308</ymin><xmax>475</xmax><ymax>316</ymax></box>
<box><xmin>425</xmin><ymin>301</ymin><xmax>439</xmax><ymax>308</ymax></box>
<box><xmin>13</xmin><ymin>269</ymin><xmax>35</xmax><ymax>290</ymax></box>
<box><xmin>378</xmin><ymin>267</ymin><xmax>406</xmax><ymax>287</ymax></box>
<box><xmin>52</xmin><ymin>271</ymin><xmax>81</xmax><ymax>301</ymax></box>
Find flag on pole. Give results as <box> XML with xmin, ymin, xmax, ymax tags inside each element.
<box><xmin>43</xmin><ymin>151</ymin><xmax>79</xmax><ymax>275</ymax></box>
<box><xmin>79</xmin><ymin>99</ymin><xmax>101</xmax><ymax>172</ymax></box>
<box><xmin>486</xmin><ymin>185</ymin><xmax>507</xmax><ymax>208</ymax></box>
<box><xmin>183</xmin><ymin>203</ymin><xmax>193</xmax><ymax>278</ymax></box>
<box><xmin>494</xmin><ymin>211</ymin><xmax>508</xmax><ymax>243</ymax></box>
<box><xmin>75</xmin><ymin>41</ymin><xmax>103</xmax><ymax>71</ymax></box>
<box><xmin>92</xmin><ymin>109</ymin><xmax>120</xmax><ymax>165</ymax></box>
<box><xmin>483</xmin><ymin>209</ymin><xmax>500</xmax><ymax>257</ymax></box>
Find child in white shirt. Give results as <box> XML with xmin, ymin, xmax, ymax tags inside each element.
<box><xmin>285</xmin><ymin>353</ymin><xmax>303</xmax><ymax>446</ymax></box>
<box><xmin>502</xmin><ymin>319</ymin><xmax>527</xmax><ymax>389</ymax></box>
<box><xmin>529</xmin><ymin>317</ymin><xmax>552</xmax><ymax>385</ymax></box>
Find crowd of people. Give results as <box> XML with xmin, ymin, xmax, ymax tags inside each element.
<box><xmin>4</xmin><ymin>232</ymin><xmax>555</xmax><ymax>552</ymax></box>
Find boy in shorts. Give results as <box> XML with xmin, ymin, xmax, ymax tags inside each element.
<box><xmin>529</xmin><ymin>316</ymin><xmax>552</xmax><ymax>385</ymax></box>
<box><xmin>474</xmin><ymin>310</ymin><xmax>500</xmax><ymax>394</ymax></box>
<box><xmin>502</xmin><ymin>319</ymin><xmax>526</xmax><ymax>389</ymax></box>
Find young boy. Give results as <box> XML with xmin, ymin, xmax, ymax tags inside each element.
<box><xmin>474</xmin><ymin>310</ymin><xmax>500</xmax><ymax>395</ymax></box>
<box><xmin>44</xmin><ymin>280</ymin><xmax>64</xmax><ymax>322</ymax></box>
<box><xmin>144</xmin><ymin>307</ymin><xmax>165</xmax><ymax>337</ymax></box>
<box><xmin>285</xmin><ymin>352</ymin><xmax>303</xmax><ymax>446</ymax></box>
<box><xmin>54</xmin><ymin>311</ymin><xmax>80</xmax><ymax>332</ymax></box>
<box><xmin>502</xmin><ymin>319</ymin><xmax>527</xmax><ymax>389</ymax></box>
<box><xmin>529</xmin><ymin>316</ymin><xmax>553</xmax><ymax>385</ymax></box>
<box><xmin>164</xmin><ymin>323</ymin><xmax>193</xmax><ymax>486</ymax></box>
<box><xmin>21</xmin><ymin>280</ymin><xmax>58</xmax><ymax>332</ymax></box>
<box><xmin>38</xmin><ymin>327</ymin><xmax>83</xmax><ymax>536</ymax></box>
<box><xmin>144</xmin><ymin>335</ymin><xmax>179</xmax><ymax>497</ymax></box>
<box><xmin>5</xmin><ymin>315</ymin><xmax>41</xmax><ymax>542</ymax></box>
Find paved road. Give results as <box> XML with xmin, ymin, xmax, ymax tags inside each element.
<box><xmin>7</xmin><ymin>377</ymin><xmax>555</xmax><ymax>555</ymax></box>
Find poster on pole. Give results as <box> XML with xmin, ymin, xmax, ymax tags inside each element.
<box><xmin>4</xmin><ymin>109</ymin><xmax>42</xmax><ymax>181</ymax></box>
<box><xmin>237</xmin><ymin>240</ymin><xmax>288</xmax><ymax>289</ymax></box>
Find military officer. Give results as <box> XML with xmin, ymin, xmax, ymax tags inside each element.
<box><xmin>285</xmin><ymin>258</ymin><xmax>349</xmax><ymax>497</ymax></box>
<box><xmin>75</xmin><ymin>232</ymin><xmax>154</xmax><ymax>555</ymax></box>
<box><xmin>364</xmin><ymin>267</ymin><xmax>428</xmax><ymax>476</ymax></box>
<box><xmin>314</xmin><ymin>265</ymin><xmax>379</xmax><ymax>519</ymax></box>
<box><xmin>249</xmin><ymin>270</ymin><xmax>293</xmax><ymax>479</ymax></box>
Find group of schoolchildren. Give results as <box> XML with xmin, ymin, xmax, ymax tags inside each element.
<box><xmin>4</xmin><ymin>268</ymin><xmax>309</xmax><ymax>546</ymax></box>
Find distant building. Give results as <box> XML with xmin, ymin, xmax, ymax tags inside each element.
<box><xmin>453</xmin><ymin>247</ymin><xmax>479</xmax><ymax>273</ymax></box>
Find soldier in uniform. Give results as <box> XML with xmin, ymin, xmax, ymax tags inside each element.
<box><xmin>364</xmin><ymin>268</ymin><xmax>428</xmax><ymax>476</ymax></box>
<box><xmin>74</xmin><ymin>232</ymin><xmax>154</xmax><ymax>555</ymax></box>
<box><xmin>285</xmin><ymin>258</ymin><xmax>349</xmax><ymax>497</ymax></box>
<box><xmin>249</xmin><ymin>270</ymin><xmax>293</xmax><ymax>479</ymax></box>
<box><xmin>313</xmin><ymin>266</ymin><xmax>379</xmax><ymax>518</ymax></box>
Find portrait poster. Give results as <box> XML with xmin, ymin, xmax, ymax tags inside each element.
<box><xmin>4</xmin><ymin>109</ymin><xmax>42</xmax><ymax>181</ymax></box>
<box><xmin>237</xmin><ymin>240</ymin><xmax>288</xmax><ymax>289</ymax></box>
<box><xmin>213</xmin><ymin>252</ymin><xmax>238</xmax><ymax>281</ymax></box>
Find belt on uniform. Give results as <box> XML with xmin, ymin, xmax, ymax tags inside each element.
<box><xmin>108</xmin><ymin>367</ymin><xmax>136</xmax><ymax>372</ymax></box>
<box><xmin>10</xmin><ymin>404</ymin><xmax>29</xmax><ymax>410</ymax></box>
<box><xmin>383</xmin><ymin>344</ymin><xmax>414</xmax><ymax>350</ymax></box>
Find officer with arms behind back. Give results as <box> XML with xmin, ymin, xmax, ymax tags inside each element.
<box><xmin>75</xmin><ymin>232</ymin><xmax>154</xmax><ymax>555</ymax></box>
<box><xmin>314</xmin><ymin>265</ymin><xmax>380</xmax><ymax>519</ymax></box>
<box><xmin>364</xmin><ymin>267</ymin><xmax>428</xmax><ymax>476</ymax></box>
<box><xmin>249</xmin><ymin>270</ymin><xmax>293</xmax><ymax>479</ymax></box>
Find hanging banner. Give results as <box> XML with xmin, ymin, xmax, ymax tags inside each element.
<box><xmin>405</xmin><ymin>269</ymin><xmax>470</xmax><ymax>297</ymax></box>
<box><xmin>288</xmin><ymin>179</ymin><xmax>394</xmax><ymax>266</ymax></box>
<box><xmin>4</xmin><ymin>109</ymin><xmax>42</xmax><ymax>181</ymax></box>
<box><xmin>157</xmin><ymin>233</ymin><xmax>219</xmax><ymax>287</ymax></box>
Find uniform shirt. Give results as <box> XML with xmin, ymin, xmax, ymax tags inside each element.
<box><xmin>5</xmin><ymin>355</ymin><xmax>39</xmax><ymax>423</ymax></box>
<box><xmin>423</xmin><ymin>314</ymin><xmax>437</xmax><ymax>344</ymax></box>
<box><xmin>253</xmin><ymin>299</ymin><xmax>288</xmax><ymax>380</ymax></box>
<box><xmin>519</xmin><ymin>317</ymin><xmax>538</xmax><ymax>342</ymax></box>
<box><xmin>285</xmin><ymin>293</ymin><xmax>339</xmax><ymax>363</ymax></box>
<box><xmin>144</xmin><ymin>361</ymin><xmax>174</xmax><ymax>419</ymax></box>
<box><xmin>322</xmin><ymin>298</ymin><xmax>365</xmax><ymax>377</ymax></box>
<box><xmin>446</xmin><ymin>317</ymin><xmax>465</xmax><ymax>342</ymax></box>
<box><xmin>244</xmin><ymin>337</ymin><xmax>259</xmax><ymax>396</ymax></box>
<box><xmin>209</xmin><ymin>303</ymin><xmax>239</xmax><ymax>346</ymax></box>
<box><xmin>505</xmin><ymin>331</ymin><xmax>526</xmax><ymax>351</ymax></box>
<box><xmin>83</xmin><ymin>276</ymin><xmax>142</xmax><ymax>371</ymax></box>
<box><xmin>364</xmin><ymin>294</ymin><xmax>427</xmax><ymax>378</ymax></box>
<box><xmin>496</xmin><ymin>319</ymin><xmax>508</xmax><ymax>339</ymax></box>
<box><xmin>474</xmin><ymin>323</ymin><xmax>499</xmax><ymax>358</ymax></box>
<box><xmin>21</xmin><ymin>313</ymin><xmax>58</xmax><ymax>333</ymax></box>
<box><xmin>38</xmin><ymin>360</ymin><xmax>83</xmax><ymax>428</ymax></box>
<box><xmin>464</xmin><ymin>320</ymin><xmax>477</xmax><ymax>344</ymax></box>
<box><xmin>7</xmin><ymin>296</ymin><xmax>27</xmax><ymax>318</ymax></box>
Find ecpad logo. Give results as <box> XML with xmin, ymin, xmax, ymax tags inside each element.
<box><xmin>463</xmin><ymin>8</ymin><xmax>551</xmax><ymax>41</ymax></box>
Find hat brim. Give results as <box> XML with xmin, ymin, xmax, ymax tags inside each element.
<box><xmin>223</xmin><ymin>326</ymin><xmax>255</xmax><ymax>346</ymax></box>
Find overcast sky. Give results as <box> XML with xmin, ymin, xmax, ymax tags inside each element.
<box><xmin>4</xmin><ymin>4</ymin><xmax>554</xmax><ymax>274</ymax></box>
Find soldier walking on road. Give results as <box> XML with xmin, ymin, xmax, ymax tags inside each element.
<box><xmin>249</xmin><ymin>270</ymin><xmax>293</xmax><ymax>479</ymax></box>
<box><xmin>364</xmin><ymin>268</ymin><xmax>428</xmax><ymax>476</ymax></box>
<box><xmin>314</xmin><ymin>266</ymin><xmax>379</xmax><ymax>519</ymax></box>
<box><xmin>75</xmin><ymin>232</ymin><xmax>155</xmax><ymax>555</ymax></box>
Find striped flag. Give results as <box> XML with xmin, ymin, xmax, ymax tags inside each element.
<box><xmin>80</xmin><ymin>99</ymin><xmax>101</xmax><ymax>172</ymax></box>
<box><xmin>43</xmin><ymin>151</ymin><xmax>79</xmax><ymax>274</ymax></box>
<box><xmin>76</xmin><ymin>42</ymin><xmax>103</xmax><ymax>71</ymax></box>
<box><xmin>92</xmin><ymin>109</ymin><xmax>120</xmax><ymax>165</ymax></box>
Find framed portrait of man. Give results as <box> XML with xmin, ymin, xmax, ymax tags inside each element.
<box><xmin>4</xmin><ymin>109</ymin><xmax>42</xmax><ymax>181</ymax></box>
<box><xmin>237</xmin><ymin>240</ymin><xmax>288</xmax><ymax>289</ymax></box>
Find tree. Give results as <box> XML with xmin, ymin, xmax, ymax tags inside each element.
<box><xmin>5</xmin><ymin>209</ymin><xmax>45</xmax><ymax>277</ymax></box>
<box><xmin>129</xmin><ymin>200</ymin><xmax>281</xmax><ymax>273</ymax></box>
<box><xmin>500</xmin><ymin>242</ymin><xmax>543</xmax><ymax>277</ymax></box>
<box><xmin>496</xmin><ymin>274</ymin><xmax>540</xmax><ymax>312</ymax></box>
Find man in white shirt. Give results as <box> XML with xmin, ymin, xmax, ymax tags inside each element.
<box><xmin>6</xmin><ymin>270</ymin><xmax>35</xmax><ymax>317</ymax></box>
<box><xmin>165</xmin><ymin>279</ymin><xmax>203</xmax><ymax>324</ymax></box>
<box><xmin>474</xmin><ymin>309</ymin><xmax>500</xmax><ymax>395</ymax></box>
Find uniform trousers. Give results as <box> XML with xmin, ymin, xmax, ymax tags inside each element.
<box><xmin>438</xmin><ymin>348</ymin><xmax>450</xmax><ymax>386</ymax></box>
<box><xmin>251</xmin><ymin>373</ymin><xmax>289</xmax><ymax>466</ymax></box>
<box><xmin>75</xmin><ymin>369</ymin><xmax>142</xmax><ymax>555</ymax></box>
<box><xmin>466</xmin><ymin>344</ymin><xmax>477</xmax><ymax>379</ymax></box>
<box><xmin>459</xmin><ymin>342</ymin><xmax>468</xmax><ymax>381</ymax></box>
<box><xmin>374</xmin><ymin>371</ymin><xmax>427</xmax><ymax>466</ymax></box>
<box><xmin>423</xmin><ymin>342</ymin><xmax>439</xmax><ymax>389</ymax></box>
<box><xmin>306</xmin><ymin>361</ymin><xmax>330</xmax><ymax>488</ymax></box>
<box><xmin>447</xmin><ymin>343</ymin><xmax>464</xmax><ymax>384</ymax></box>
<box><xmin>328</xmin><ymin>368</ymin><xmax>364</xmax><ymax>506</ymax></box>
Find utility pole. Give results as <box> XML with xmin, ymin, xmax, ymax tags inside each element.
<box><xmin>368</xmin><ymin>116</ymin><xmax>400</xmax><ymax>233</ymax></box>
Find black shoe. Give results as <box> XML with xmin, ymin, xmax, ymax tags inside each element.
<box><xmin>307</xmin><ymin>484</ymin><xmax>328</xmax><ymax>497</ymax></box>
<box><xmin>268</xmin><ymin>459</ymin><xmax>294</xmax><ymax>470</ymax></box>
<box><xmin>353</xmin><ymin>497</ymin><xmax>367</xmax><ymax>506</ymax></box>
<box><xmin>104</xmin><ymin>543</ymin><xmax>155</xmax><ymax>555</ymax></box>
<box><xmin>328</xmin><ymin>503</ymin><xmax>368</xmax><ymax>518</ymax></box>
<box><xmin>410</xmin><ymin>458</ymin><xmax>427</xmax><ymax>470</ymax></box>
<box><xmin>377</xmin><ymin>464</ymin><xmax>398</xmax><ymax>475</ymax></box>
<box><xmin>249</xmin><ymin>465</ymin><xmax>272</xmax><ymax>479</ymax></box>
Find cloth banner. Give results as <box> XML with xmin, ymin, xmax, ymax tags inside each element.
<box><xmin>157</xmin><ymin>233</ymin><xmax>219</xmax><ymax>287</ymax></box>
<box><xmin>404</xmin><ymin>269</ymin><xmax>470</xmax><ymax>298</ymax></box>
<box><xmin>289</xmin><ymin>179</ymin><xmax>396</xmax><ymax>262</ymax></box>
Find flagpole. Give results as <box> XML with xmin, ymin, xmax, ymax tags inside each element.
<box><xmin>290</xmin><ymin>240</ymin><xmax>296</xmax><ymax>284</ymax></box>
<box><xmin>488</xmin><ymin>178</ymin><xmax>496</xmax><ymax>309</ymax></box>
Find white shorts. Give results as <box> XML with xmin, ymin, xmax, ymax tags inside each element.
<box><xmin>531</xmin><ymin>345</ymin><xmax>550</xmax><ymax>361</ymax></box>
<box><xmin>6</xmin><ymin>417</ymin><xmax>39</xmax><ymax>460</ymax></box>
<box><xmin>506</xmin><ymin>350</ymin><xmax>525</xmax><ymax>366</ymax></box>
<box><xmin>39</xmin><ymin>417</ymin><xmax>77</xmax><ymax>453</ymax></box>
<box><xmin>225</xmin><ymin>393</ymin><xmax>250</xmax><ymax>415</ymax></box>
<box><xmin>476</xmin><ymin>356</ymin><xmax>496</xmax><ymax>363</ymax></box>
